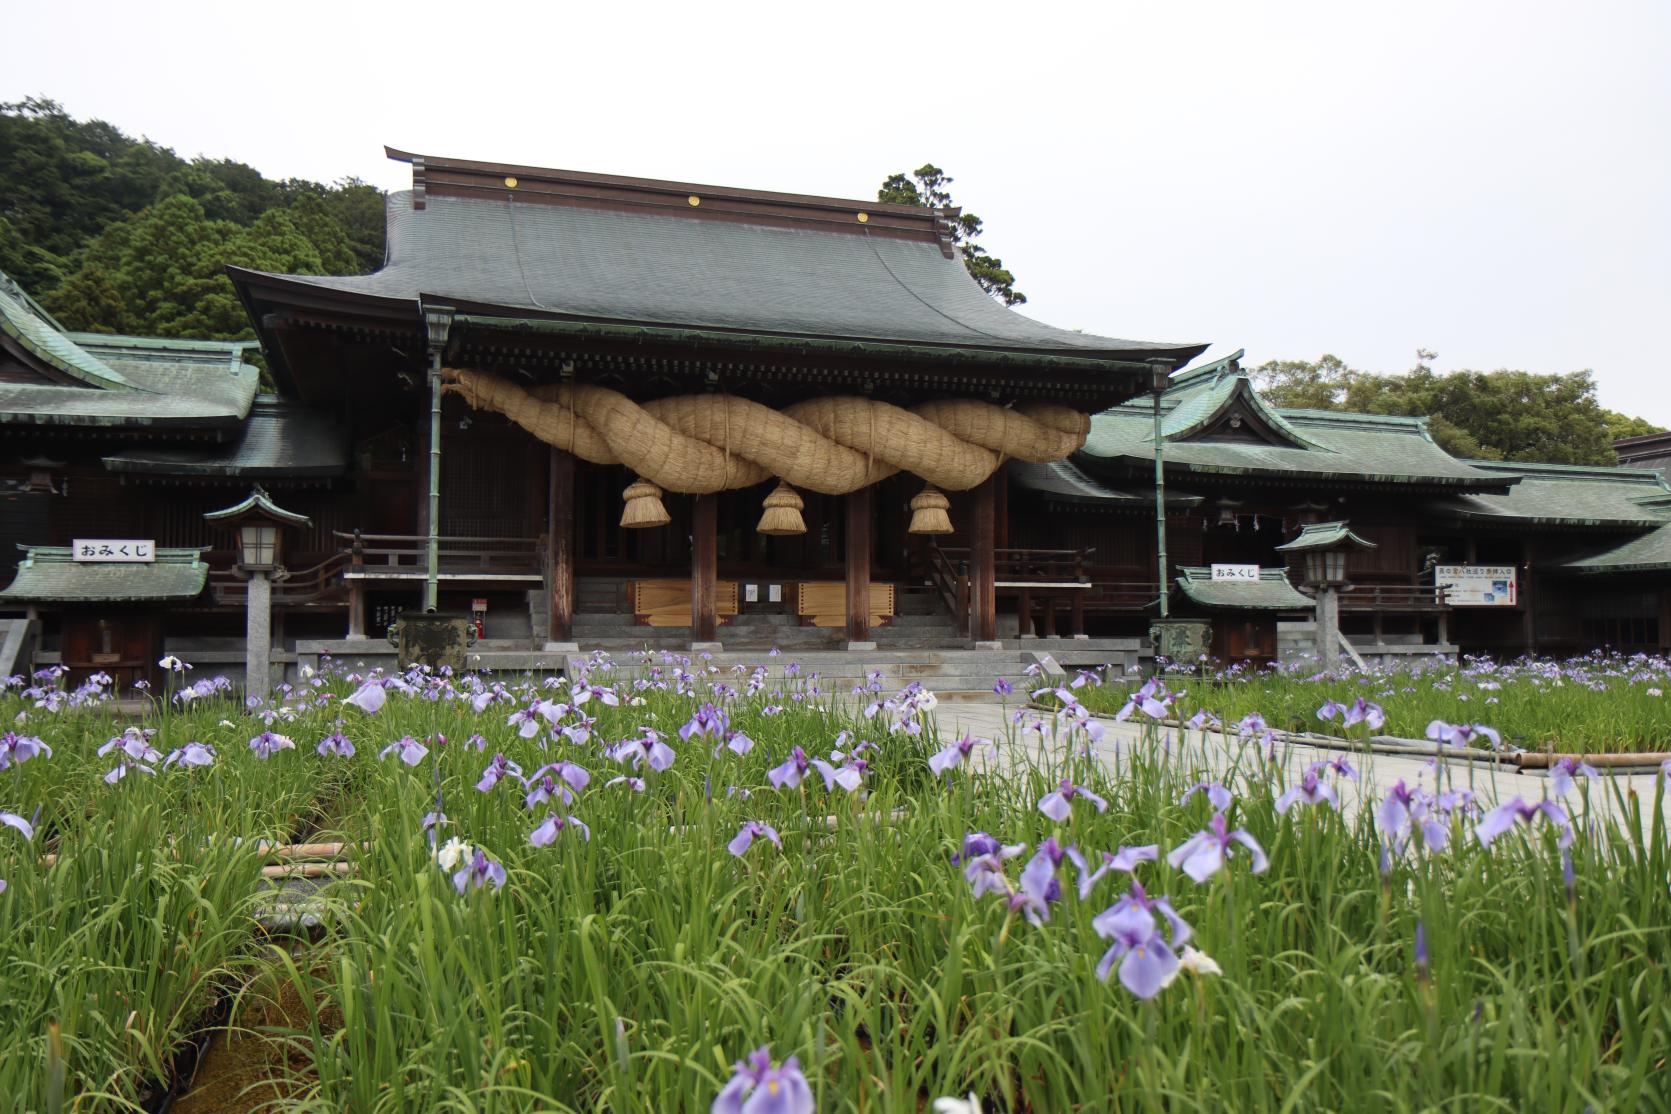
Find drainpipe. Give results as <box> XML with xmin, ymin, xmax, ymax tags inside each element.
<box><xmin>423</xmin><ymin>306</ymin><xmax>455</xmax><ymax>612</ymax></box>
<box><xmin>1147</xmin><ymin>359</ymin><xmax>1174</xmax><ymax>618</ymax></box>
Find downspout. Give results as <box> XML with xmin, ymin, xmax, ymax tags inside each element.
<box><xmin>1148</xmin><ymin>359</ymin><xmax>1174</xmax><ymax>618</ymax></box>
<box><xmin>422</xmin><ymin>306</ymin><xmax>455</xmax><ymax>613</ymax></box>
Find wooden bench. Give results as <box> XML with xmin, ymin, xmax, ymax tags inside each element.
<box><xmin>795</xmin><ymin>582</ymin><xmax>895</xmax><ymax>628</ymax></box>
<box><xmin>630</xmin><ymin>579</ymin><xmax>740</xmax><ymax>627</ymax></box>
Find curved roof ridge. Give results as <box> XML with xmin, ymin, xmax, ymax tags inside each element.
<box><xmin>0</xmin><ymin>272</ymin><xmax>134</xmax><ymax>390</ymax></box>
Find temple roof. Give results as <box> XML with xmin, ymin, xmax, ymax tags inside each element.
<box><xmin>1006</xmin><ymin>459</ymin><xmax>1203</xmax><ymax>509</ymax></box>
<box><xmin>1080</xmin><ymin>356</ymin><xmax>1510</xmax><ymax>489</ymax></box>
<box><xmin>1175</xmin><ymin>566</ymin><xmax>1313</xmax><ymax>611</ymax></box>
<box><xmin>1428</xmin><ymin>462</ymin><xmax>1671</xmax><ymax>528</ymax></box>
<box><xmin>0</xmin><ymin>270</ymin><xmax>258</xmax><ymax>429</ymax></box>
<box><xmin>0</xmin><ymin>547</ymin><xmax>208</xmax><ymax>603</ymax></box>
<box><xmin>1554</xmin><ymin>522</ymin><xmax>1671</xmax><ymax>574</ymax></box>
<box><xmin>103</xmin><ymin>397</ymin><xmax>348</xmax><ymax>478</ymax></box>
<box><xmin>230</xmin><ymin>149</ymin><xmax>1206</xmax><ymax>374</ymax></box>
<box><xmin>1275</xmin><ymin>520</ymin><xmax>1377</xmax><ymax>553</ymax></box>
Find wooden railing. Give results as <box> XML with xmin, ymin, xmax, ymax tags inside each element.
<box><xmin>934</xmin><ymin>546</ymin><xmax>1095</xmax><ymax>586</ymax></box>
<box><xmin>1337</xmin><ymin>583</ymin><xmax>1452</xmax><ymax>613</ymax></box>
<box><xmin>208</xmin><ymin>551</ymin><xmax>351</xmax><ymax>607</ymax></box>
<box><xmin>333</xmin><ymin>532</ymin><xmax>545</xmax><ymax>578</ymax></box>
<box><xmin>926</xmin><ymin>544</ymin><xmax>970</xmax><ymax>633</ymax></box>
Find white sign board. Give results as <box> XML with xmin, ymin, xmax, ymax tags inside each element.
<box><xmin>1434</xmin><ymin>565</ymin><xmax>1517</xmax><ymax>606</ymax></box>
<box><xmin>1210</xmin><ymin>563</ymin><xmax>1261</xmax><ymax>582</ymax></box>
<box><xmin>72</xmin><ymin>539</ymin><xmax>155</xmax><ymax>563</ymax></box>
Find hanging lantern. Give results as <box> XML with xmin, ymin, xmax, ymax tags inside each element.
<box><xmin>908</xmin><ymin>485</ymin><xmax>953</xmax><ymax>535</ymax></box>
<box><xmin>620</xmin><ymin>478</ymin><xmax>670</xmax><ymax>528</ymax></box>
<box><xmin>755</xmin><ymin>480</ymin><xmax>806</xmax><ymax>535</ymax></box>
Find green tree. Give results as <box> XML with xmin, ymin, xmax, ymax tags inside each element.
<box><xmin>1252</xmin><ymin>350</ymin><xmax>1656</xmax><ymax>465</ymax></box>
<box><xmin>878</xmin><ymin>164</ymin><xmax>1025</xmax><ymax>305</ymax></box>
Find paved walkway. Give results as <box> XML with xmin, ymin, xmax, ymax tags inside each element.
<box><xmin>929</xmin><ymin>700</ymin><xmax>1666</xmax><ymax>834</ymax></box>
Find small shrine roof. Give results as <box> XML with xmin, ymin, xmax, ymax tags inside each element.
<box><xmin>0</xmin><ymin>547</ymin><xmax>208</xmax><ymax>603</ymax></box>
<box><xmin>1175</xmin><ymin>566</ymin><xmax>1313</xmax><ymax>611</ymax></box>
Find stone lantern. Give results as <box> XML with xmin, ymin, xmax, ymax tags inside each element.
<box><xmin>1276</xmin><ymin>520</ymin><xmax>1376</xmax><ymax>668</ymax></box>
<box><xmin>205</xmin><ymin>486</ymin><xmax>310</xmax><ymax>702</ymax></box>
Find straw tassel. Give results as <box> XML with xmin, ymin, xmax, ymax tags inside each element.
<box><xmin>908</xmin><ymin>485</ymin><xmax>953</xmax><ymax>535</ymax></box>
<box><xmin>756</xmin><ymin>481</ymin><xmax>806</xmax><ymax>535</ymax></box>
<box><xmin>620</xmin><ymin>478</ymin><xmax>670</xmax><ymax>528</ymax></box>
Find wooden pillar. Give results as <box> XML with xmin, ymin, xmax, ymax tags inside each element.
<box><xmin>346</xmin><ymin>582</ymin><xmax>366</xmax><ymax>639</ymax></box>
<box><xmin>845</xmin><ymin>487</ymin><xmax>872</xmax><ymax>645</ymax></box>
<box><xmin>547</xmin><ymin>447</ymin><xmax>575</xmax><ymax>644</ymax></box>
<box><xmin>1521</xmin><ymin>538</ymin><xmax>1536</xmax><ymax>654</ymax></box>
<box><xmin>1016</xmin><ymin>587</ymin><xmax>1033</xmax><ymax>639</ymax></box>
<box><xmin>970</xmin><ymin>475</ymin><xmax>997</xmax><ymax>644</ymax></box>
<box><xmin>1039</xmin><ymin>596</ymin><xmax>1056</xmax><ymax>639</ymax></box>
<box><xmin>1071</xmin><ymin>591</ymin><xmax>1086</xmax><ymax>639</ymax></box>
<box><xmin>691</xmin><ymin>494</ymin><xmax>718</xmax><ymax>644</ymax></box>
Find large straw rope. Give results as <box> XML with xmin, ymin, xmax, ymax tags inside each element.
<box><xmin>443</xmin><ymin>368</ymin><xmax>1089</xmax><ymax>494</ymax></box>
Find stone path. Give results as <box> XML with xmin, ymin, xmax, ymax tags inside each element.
<box><xmin>930</xmin><ymin>699</ymin><xmax>1667</xmax><ymax>835</ymax></box>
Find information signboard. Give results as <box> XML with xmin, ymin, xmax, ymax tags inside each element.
<box><xmin>1434</xmin><ymin>565</ymin><xmax>1517</xmax><ymax>606</ymax></box>
<box><xmin>1210</xmin><ymin>563</ymin><xmax>1261</xmax><ymax>582</ymax></box>
<box><xmin>72</xmin><ymin>539</ymin><xmax>155</xmax><ymax>563</ymax></box>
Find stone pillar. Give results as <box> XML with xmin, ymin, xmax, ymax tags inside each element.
<box><xmin>346</xmin><ymin>582</ymin><xmax>366</xmax><ymax>639</ymax></box>
<box><xmin>246</xmin><ymin>571</ymin><xmax>271</xmax><ymax>702</ymax></box>
<box><xmin>691</xmin><ymin>494</ymin><xmax>719</xmax><ymax>647</ymax></box>
<box><xmin>845</xmin><ymin>487</ymin><xmax>874</xmax><ymax>649</ymax></box>
<box><xmin>1313</xmin><ymin>586</ymin><xmax>1339</xmax><ymax>667</ymax></box>
<box><xmin>547</xmin><ymin>447</ymin><xmax>576</xmax><ymax>649</ymax></box>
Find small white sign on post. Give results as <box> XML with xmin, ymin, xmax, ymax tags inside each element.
<box><xmin>1210</xmin><ymin>563</ymin><xmax>1261</xmax><ymax>582</ymax></box>
<box><xmin>1434</xmin><ymin>565</ymin><xmax>1517</xmax><ymax>606</ymax></box>
<box><xmin>72</xmin><ymin>539</ymin><xmax>156</xmax><ymax>563</ymax></box>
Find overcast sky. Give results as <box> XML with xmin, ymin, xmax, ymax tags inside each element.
<box><xmin>8</xmin><ymin>0</ymin><xmax>1669</xmax><ymax>421</ymax></box>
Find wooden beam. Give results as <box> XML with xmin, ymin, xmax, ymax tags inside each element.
<box><xmin>692</xmin><ymin>494</ymin><xmax>718</xmax><ymax>643</ymax></box>
<box><xmin>971</xmin><ymin>476</ymin><xmax>997</xmax><ymax>643</ymax></box>
<box><xmin>547</xmin><ymin>448</ymin><xmax>575</xmax><ymax>642</ymax></box>
<box><xmin>846</xmin><ymin>487</ymin><xmax>872</xmax><ymax>644</ymax></box>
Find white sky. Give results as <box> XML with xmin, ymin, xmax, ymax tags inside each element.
<box><xmin>8</xmin><ymin>0</ymin><xmax>1670</xmax><ymax>421</ymax></box>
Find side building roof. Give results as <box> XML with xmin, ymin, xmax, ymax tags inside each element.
<box><xmin>1427</xmin><ymin>461</ymin><xmax>1671</xmax><ymax>529</ymax></box>
<box><xmin>0</xmin><ymin>547</ymin><xmax>208</xmax><ymax>603</ymax></box>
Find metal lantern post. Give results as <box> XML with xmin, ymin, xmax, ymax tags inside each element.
<box><xmin>1276</xmin><ymin>521</ymin><xmax>1376</xmax><ymax>669</ymax></box>
<box><xmin>423</xmin><ymin>305</ymin><xmax>454</xmax><ymax>613</ymax></box>
<box><xmin>205</xmin><ymin>487</ymin><xmax>311</xmax><ymax>703</ymax></box>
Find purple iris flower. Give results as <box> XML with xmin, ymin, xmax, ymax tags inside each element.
<box><xmin>572</xmin><ymin>682</ymin><xmax>619</xmax><ymax>707</ymax></box>
<box><xmin>957</xmin><ymin>833</ymin><xmax>1026</xmax><ymax>899</ymax></box>
<box><xmin>727</xmin><ymin>820</ymin><xmax>783</xmax><ymax>858</ymax></box>
<box><xmin>1115</xmin><ymin>677</ymin><xmax>1172</xmax><ymax>721</ymax></box>
<box><xmin>248</xmin><ymin>732</ymin><xmax>296</xmax><ymax>759</ymax></box>
<box><xmin>162</xmin><ymin>741</ymin><xmax>216</xmax><ymax>769</ymax></box>
<box><xmin>1012</xmin><ymin>837</ymin><xmax>1068</xmax><ymax>925</ymax></box>
<box><xmin>1377</xmin><ymin>780</ymin><xmax>1419</xmax><ymax>836</ymax></box>
<box><xmin>1549</xmin><ymin>756</ymin><xmax>1599</xmax><ymax>798</ymax></box>
<box><xmin>421</xmin><ymin>810</ymin><xmax>448</xmax><ymax>836</ymax></box>
<box><xmin>768</xmin><ymin>746</ymin><xmax>812</xmax><ymax>789</ymax></box>
<box><xmin>1235</xmin><ymin>713</ymin><xmax>1270</xmax><ymax>738</ymax></box>
<box><xmin>530</xmin><ymin>813</ymin><xmax>591</xmax><ymax>846</ymax></box>
<box><xmin>1476</xmin><ymin>796</ymin><xmax>1573</xmax><ymax>849</ymax></box>
<box><xmin>609</xmin><ymin>730</ymin><xmax>676</xmax><ymax>773</ymax></box>
<box><xmin>717</xmin><ymin>730</ymin><xmax>755</xmax><ymax>757</ymax></box>
<box><xmin>529</xmin><ymin>761</ymin><xmax>592</xmax><ymax>798</ymax></box>
<box><xmin>1</xmin><ymin>811</ymin><xmax>35</xmax><ymax>841</ymax></box>
<box><xmin>1184</xmin><ymin>709</ymin><xmax>1221</xmax><ymax>731</ymax></box>
<box><xmin>378</xmin><ymin>735</ymin><xmax>429</xmax><ymax>766</ymax></box>
<box><xmin>1310</xmin><ymin>755</ymin><xmax>1359</xmax><ymax>781</ymax></box>
<box><xmin>1179</xmin><ymin>780</ymin><xmax>1233</xmax><ymax>812</ymax></box>
<box><xmin>712</xmin><ymin>1046</ymin><xmax>814</xmax><ymax>1114</ymax></box>
<box><xmin>1275</xmin><ymin>769</ymin><xmax>1339</xmax><ymax>814</ymax></box>
<box><xmin>1413</xmin><ymin>920</ymin><xmax>1430</xmax><ymax>982</ymax></box>
<box><xmin>316</xmin><ymin>730</ymin><xmax>355</xmax><ymax>758</ymax></box>
<box><xmin>1092</xmin><ymin>881</ymin><xmax>1192</xmax><ymax>996</ymax></box>
<box><xmin>811</xmin><ymin>754</ymin><xmax>868</xmax><ymax>793</ymax></box>
<box><xmin>605</xmin><ymin>775</ymin><xmax>646</xmax><ymax>792</ymax></box>
<box><xmin>1425</xmin><ymin>720</ymin><xmax>1502</xmax><ymax>750</ymax></box>
<box><xmin>1316</xmin><ymin>700</ymin><xmax>1347</xmax><ymax>722</ymax></box>
<box><xmin>476</xmin><ymin>754</ymin><xmax>524</xmax><ymax>793</ymax></box>
<box><xmin>1067</xmin><ymin>844</ymin><xmax>1159</xmax><ymax>900</ymax></box>
<box><xmin>1343</xmin><ymin>697</ymin><xmax>1386</xmax><ymax>730</ymax></box>
<box><xmin>680</xmin><ymin>702</ymin><xmax>728</xmax><ymax>741</ymax></box>
<box><xmin>928</xmin><ymin>733</ymin><xmax>990</xmax><ymax>777</ymax></box>
<box><xmin>343</xmin><ymin>681</ymin><xmax>387</xmax><ymax>714</ymax></box>
<box><xmin>993</xmin><ymin>677</ymin><xmax>1014</xmax><ymax>697</ymax></box>
<box><xmin>0</xmin><ymin>732</ymin><xmax>49</xmax><ymax>769</ymax></box>
<box><xmin>1038</xmin><ymin>779</ymin><xmax>1109</xmax><ymax>822</ymax></box>
<box><xmin>99</xmin><ymin>727</ymin><xmax>160</xmax><ymax>763</ymax></box>
<box><xmin>507</xmin><ymin>704</ymin><xmax>546</xmax><ymax>739</ymax></box>
<box><xmin>452</xmin><ymin>847</ymin><xmax>507</xmax><ymax>894</ymax></box>
<box><xmin>1167</xmin><ymin>813</ymin><xmax>1269</xmax><ymax>883</ymax></box>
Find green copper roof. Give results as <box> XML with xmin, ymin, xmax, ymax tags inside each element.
<box><xmin>1429</xmin><ymin>461</ymin><xmax>1671</xmax><ymax>528</ymax></box>
<box><xmin>1275</xmin><ymin>520</ymin><xmax>1377</xmax><ymax>553</ymax></box>
<box><xmin>0</xmin><ymin>267</ymin><xmax>258</xmax><ymax>428</ymax></box>
<box><xmin>1175</xmin><ymin>567</ymin><xmax>1313</xmax><ymax>611</ymax></box>
<box><xmin>1554</xmin><ymin>523</ymin><xmax>1671</xmax><ymax>574</ymax></box>
<box><xmin>1005</xmin><ymin>460</ymin><xmax>1203</xmax><ymax>508</ymax></box>
<box><xmin>103</xmin><ymin>398</ymin><xmax>348</xmax><ymax>478</ymax></box>
<box><xmin>0</xmin><ymin>547</ymin><xmax>208</xmax><ymax>603</ymax></box>
<box><xmin>1080</xmin><ymin>363</ymin><xmax>1508</xmax><ymax>489</ymax></box>
<box><xmin>0</xmin><ymin>274</ymin><xmax>132</xmax><ymax>389</ymax></box>
<box><xmin>204</xmin><ymin>486</ymin><xmax>312</xmax><ymax>527</ymax></box>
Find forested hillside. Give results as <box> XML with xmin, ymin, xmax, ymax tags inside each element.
<box><xmin>0</xmin><ymin>97</ymin><xmax>383</xmax><ymax>340</ymax></box>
